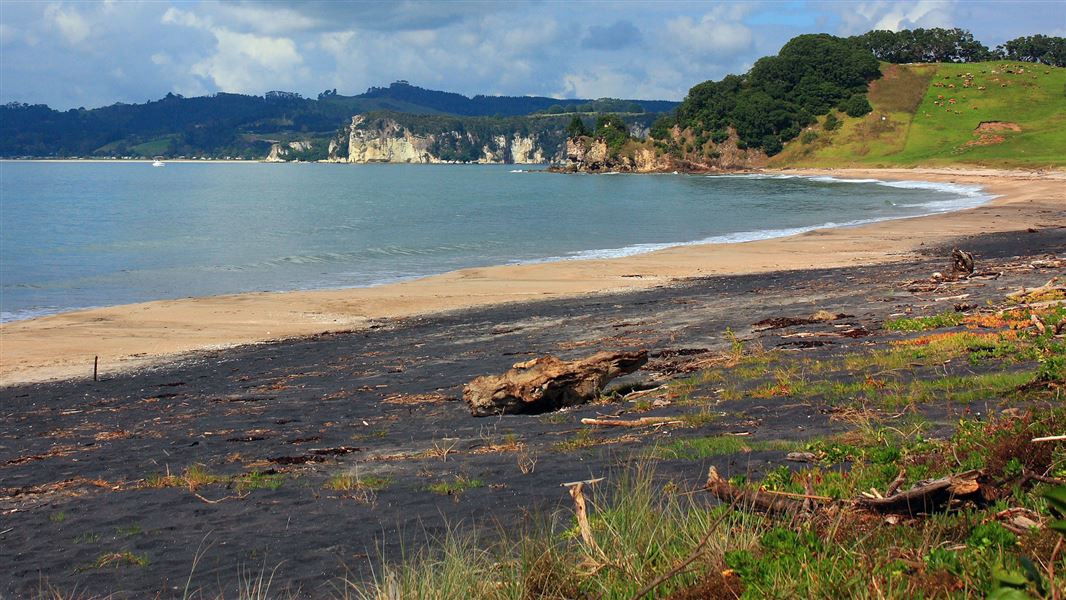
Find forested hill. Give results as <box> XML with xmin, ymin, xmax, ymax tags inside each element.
<box><xmin>0</xmin><ymin>82</ymin><xmax>678</xmax><ymax>159</ymax></box>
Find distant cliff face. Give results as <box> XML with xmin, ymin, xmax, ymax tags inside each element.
<box><xmin>265</xmin><ymin>140</ymin><xmax>314</xmax><ymax>162</ymax></box>
<box><xmin>556</xmin><ymin>128</ymin><xmax>767</xmax><ymax>174</ymax></box>
<box><xmin>327</xmin><ymin>114</ymin><xmax>557</xmax><ymax>164</ymax></box>
<box><xmin>557</xmin><ymin>138</ymin><xmax>671</xmax><ymax>173</ymax></box>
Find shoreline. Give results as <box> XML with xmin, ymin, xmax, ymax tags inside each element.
<box><xmin>2</xmin><ymin>166</ymin><xmax>1063</xmax><ymax>386</ymax></box>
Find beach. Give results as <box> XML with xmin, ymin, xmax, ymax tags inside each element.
<box><xmin>2</xmin><ymin>221</ymin><xmax>1063</xmax><ymax>597</ymax></box>
<box><xmin>2</xmin><ymin>167</ymin><xmax>1062</xmax><ymax>387</ymax></box>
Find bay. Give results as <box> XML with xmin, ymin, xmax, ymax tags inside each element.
<box><xmin>0</xmin><ymin>162</ymin><xmax>993</xmax><ymax>322</ymax></box>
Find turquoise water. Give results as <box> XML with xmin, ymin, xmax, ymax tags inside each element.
<box><xmin>0</xmin><ymin>162</ymin><xmax>993</xmax><ymax>322</ymax></box>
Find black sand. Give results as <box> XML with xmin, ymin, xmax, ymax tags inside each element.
<box><xmin>2</xmin><ymin>227</ymin><xmax>1063</xmax><ymax>598</ymax></box>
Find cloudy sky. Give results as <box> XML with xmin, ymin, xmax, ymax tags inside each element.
<box><xmin>1</xmin><ymin>1</ymin><xmax>1062</xmax><ymax>109</ymax></box>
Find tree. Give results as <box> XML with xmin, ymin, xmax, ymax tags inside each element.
<box><xmin>594</xmin><ymin>113</ymin><xmax>629</xmax><ymax>150</ymax></box>
<box><xmin>840</xmin><ymin>95</ymin><xmax>873</xmax><ymax>118</ymax></box>
<box><xmin>849</xmin><ymin>28</ymin><xmax>995</xmax><ymax>63</ymax></box>
<box><xmin>566</xmin><ymin>116</ymin><xmax>590</xmax><ymax>138</ymax></box>
<box><xmin>998</xmin><ymin>35</ymin><xmax>1066</xmax><ymax>67</ymax></box>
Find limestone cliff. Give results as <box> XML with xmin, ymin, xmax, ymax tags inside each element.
<box><xmin>265</xmin><ymin>140</ymin><xmax>315</xmax><ymax>162</ymax></box>
<box><xmin>556</xmin><ymin>128</ymin><xmax>767</xmax><ymax>173</ymax></box>
<box><xmin>327</xmin><ymin>114</ymin><xmax>559</xmax><ymax>164</ymax></box>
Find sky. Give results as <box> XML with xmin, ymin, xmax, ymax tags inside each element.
<box><xmin>1</xmin><ymin>0</ymin><xmax>1063</xmax><ymax>110</ymax></box>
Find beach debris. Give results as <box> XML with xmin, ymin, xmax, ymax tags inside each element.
<box><xmin>705</xmin><ymin>467</ymin><xmax>989</xmax><ymax>517</ymax></box>
<box><xmin>855</xmin><ymin>470</ymin><xmax>984</xmax><ymax>514</ymax></box>
<box><xmin>952</xmin><ymin>248</ymin><xmax>975</xmax><ymax>277</ymax></box>
<box><xmin>580</xmin><ymin>416</ymin><xmax>682</xmax><ymax>428</ymax></box>
<box><xmin>463</xmin><ymin>350</ymin><xmax>648</xmax><ymax>416</ymax></box>
<box><xmin>1007</xmin><ymin>277</ymin><xmax>1065</xmax><ymax>304</ymax></box>
<box><xmin>752</xmin><ymin>311</ymin><xmax>848</xmax><ymax>331</ymax></box>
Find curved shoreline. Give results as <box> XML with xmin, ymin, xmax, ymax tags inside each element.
<box><xmin>2</xmin><ymin>166</ymin><xmax>1063</xmax><ymax>386</ymax></box>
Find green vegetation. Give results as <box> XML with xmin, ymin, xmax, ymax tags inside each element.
<box><xmin>884</xmin><ymin>311</ymin><xmax>966</xmax><ymax>331</ymax></box>
<box><xmin>143</xmin><ymin>465</ymin><xmax>284</xmax><ymax>493</ymax></box>
<box><xmin>0</xmin><ymin>81</ymin><xmax>676</xmax><ymax>159</ymax></box>
<box><xmin>852</xmin><ymin>28</ymin><xmax>1065</xmax><ymax>67</ymax></box>
<box><xmin>652</xmin><ymin>436</ymin><xmax>800</xmax><ymax>460</ymax></box>
<box><xmin>850</xmin><ymin>27</ymin><xmax>999</xmax><ymax>63</ymax></box>
<box><xmin>80</xmin><ymin>551</ymin><xmax>149</xmax><ymax>571</ymax></box>
<box><xmin>352</xmin><ymin>413</ymin><xmax>1066</xmax><ymax>599</ymax></box>
<box><xmin>773</xmin><ymin>61</ymin><xmax>1066</xmax><ymax>167</ymax></box>
<box><xmin>662</xmin><ymin>34</ymin><xmax>881</xmax><ymax>155</ymax></box>
<box><xmin>427</xmin><ymin>475</ymin><xmax>485</xmax><ymax>496</ymax></box>
<box><xmin>326</xmin><ymin>473</ymin><xmax>393</xmax><ymax>492</ymax></box>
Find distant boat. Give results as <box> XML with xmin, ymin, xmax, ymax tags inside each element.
<box><xmin>152</xmin><ymin>160</ymin><xmax>165</xmax><ymax>167</ymax></box>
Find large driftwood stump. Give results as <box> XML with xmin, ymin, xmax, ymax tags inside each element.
<box><xmin>952</xmin><ymin>248</ymin><xmax>975</xmax><ymax>277</ymax></box>
<box><xmin>463</xmin><ymin>350</ymin><xmax>647</xmax><ymax>417</ymax></box>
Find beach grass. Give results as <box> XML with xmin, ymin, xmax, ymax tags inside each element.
<box><xmin>350</xmin><ymin>408</ymin><xmax>1066</xmax><ymax>598</ymax></box>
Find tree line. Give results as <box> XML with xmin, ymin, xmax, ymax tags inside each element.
<box><xmin>851</xmin><ymin>29</ymin><xmax>1065</xmax><ymax>66</ymax></box>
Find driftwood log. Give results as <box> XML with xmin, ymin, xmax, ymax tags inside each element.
<box><xmin>854</xmin><ymin>470</ymin><xmax>984</xmax><ymax>514</ymax></box>
<box><xmin>705</xmin><ymin>466</ymin><xmax>987</xmax><ymax>517</ymax></box>
<box><xmin>581</xmin><ymin>417</ymin><xmax>682</xmax><ymax>428</ymax></box>
<box><xmin>463</xmin><ymin>351</ymin><xmax>647</xmax><ymax>416</ymax></box>
<box><xmin>952</xmin><ymin>248</ymin><xmax>975</xmax><ymax>277</ymax></box>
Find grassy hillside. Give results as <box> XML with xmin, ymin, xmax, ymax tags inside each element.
<box><xmin>773</xmin><ymin>61</ymin><xmax>1066</xmax><ymax>167</ymax></box>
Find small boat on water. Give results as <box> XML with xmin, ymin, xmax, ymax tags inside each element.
<box><xmin>152</xmin><ymin>160</ymin><xmax>165</xmax><ymax>167</ymax></box>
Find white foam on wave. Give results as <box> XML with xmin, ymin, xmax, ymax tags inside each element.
<box><xmin>528</xmin><ymin>174</ymin><xmax>997</xmax><ymax>263</ymax></box>
<box><xmin>1</xmin><ymin>306</ymin><xmax>80</xmax><ymax>323</ymax></box>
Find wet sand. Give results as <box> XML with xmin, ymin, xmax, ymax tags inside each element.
<box><xmin>2</xmin><ymin>167</ymin><xmax>1063</xmax><ymax>386</ymax></box>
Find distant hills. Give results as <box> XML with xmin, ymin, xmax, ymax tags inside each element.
<box><xmin>0</xmin><ymin>81</ymin><xmax>678</xmax><ymax>159</ymax></box>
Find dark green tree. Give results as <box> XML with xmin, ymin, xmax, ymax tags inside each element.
<box><xmin>566</xmin><ymin>116</ymin><xmax>590</xmax><ymax>138</ymax></box>
<box><xmin>998</xmin><ymin>35</ymin><xmax>1066</xmax><ymax>67</ymax></box>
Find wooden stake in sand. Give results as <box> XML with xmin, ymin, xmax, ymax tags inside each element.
<box><xmin>93</xmin><ymin>356</ymin><xmax>98</xmax><ymax>382</ymax></box>
<box><xmin>562</xmin><ymin>478</ymin><xmax>605</xmax><ymax>553</ymax></box>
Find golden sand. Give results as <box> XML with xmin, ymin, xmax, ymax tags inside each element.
<box><xmin>2</xmin><ymin>167</ymin><xmax>1063</xmax><ymax>386</ymax></box>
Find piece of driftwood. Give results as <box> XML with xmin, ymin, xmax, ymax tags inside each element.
<box><xmin>705</xmin><ymin>467</ymin><xmax>808</xmax><ymax>515</ymax></box>
<box><xmin>463</xmin><ymin>350</ymin><xmax>648</xmax><ymax>416</ymax></box>
<box><xmin>855</xmin><ymin>470</ymin><xmax>983</xmax><ymax>514</ymax></box>
<box><xmin>706</xmin><ymin>467</ymin><xmax>986</xmax><ymax>517</ymax></box>
<box><xmin>1007</xmin><ymin>277</ymin><xmax>1063</xmax><ymax>302</ymax></box>
<box><xmin>580</xmin><ymin>417</ymin><xmax>682</xmax><ymax>428</ymax></box>
<box><xmin>952</xmin><ymin>248</ymin><xmax>975</xmax><ymax>277</ymax></box>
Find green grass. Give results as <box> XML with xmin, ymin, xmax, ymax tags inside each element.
<box><xmin>349</xmin><ymin>422</ymin><xmax>1066</xmax><ymax>599</ymax></box>
<box><xmin>427</xmin><ymin>475</ymin><xmax>485</xmax><ymax>496</ymax></box>
<box><xmin>234</xmin><ymin>471</ymin><xmax>284</xmax><ymax>492</ymax></box>
<box><xmin>79</xmin><ymin>550</ymin><xmax>149</xmax><ymax>571</ymax></box>
<box><xmin>49</xmin><ymin>511</ymin><xmax>66</xmax><ymax>523</ymax></box>
<box><xmin>774</xmin><ymin>61</ymin><xmax>1066</xmax><ymax>168</ymax></box>
<box><xmin>652</xmin><ymin>436</ymin><xmax>801</xmax><ymax>460</ymax></box>
<box><xmin>128</xmin><ymin>136</ymin><xmax>177</xmax><ymax>157</ymax></box>
<box><xmin>326</xmin><ymin>473</ymin><xmax>393</xmax><ymax>492</ymax></box>
<box><xmin>116</xmin><ymin>524</ymin><xmax>142</xmax><ymax>537</ymax></box>
<box><xmin>883</xmin><ymin>311</ymin><xmax>966</xmax><ymax>332</ymax></box>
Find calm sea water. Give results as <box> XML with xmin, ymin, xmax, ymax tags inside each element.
<box><xmin>0</xmin><ymin>162</ymin><xmax>994</xmax><ymax>322</ymax></box>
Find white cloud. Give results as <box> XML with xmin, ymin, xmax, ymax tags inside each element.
<box><xmin>161</xmin><ymin>7</ymin><xmax>211</xmax><ymax>30</ymax></box>
<box><xmin>833</xmin><ymin>0</ymin><xmax>956</xmax><ymax>34</ymax></box>
<box><xmin>43</xmin><ymin>3</ymin><xmax>90</xmax><ymax>45</ymax></box>
<box><xmin>162</xmin><ymin>7</ymin><xmax>306</xmax><ymax>94</ymax></box>
<box><xmin>191</xmin><ymin>29</ymin><xmax>305</xmax><ymax>93</ymax></box>
<box><xmin>212</xmin><ymin>3</ymin><xmax>321</xmax><ymax>35</ymax></box>
<box><xmin>663</xmin><ymin>13</ymin><xmax>754</xmax><ymax>55</ymax></box>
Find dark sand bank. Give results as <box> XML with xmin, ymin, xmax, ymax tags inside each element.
<box><xmin>2</xmin><ymin>227</ymin><xmax>1064</xmax><ymax>598</ymax></box>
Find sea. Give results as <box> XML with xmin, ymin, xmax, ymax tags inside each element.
<box><xmin>0</xmin><ymin>162</ymin><xmax>996</xmax><ymax>323</ymax></box>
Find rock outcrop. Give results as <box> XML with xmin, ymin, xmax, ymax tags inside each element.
<box><xmin>327</xmin><ymin>114</ymin><xmax>559</xmax><ymax>164</ymax></box>
<box><xmin>556</xmin><ymin>128</ymin><xmax>767</xmax><ymax>173</ymax></box>
<box><xmin>463</xmin><ymin>351</ymin><xmax>648</xmax><ymax>416</ymax></box>
<box><xmin>265</xmin><ymin>140</ymin><xmax>315</xmax><ymax>162</ymax></box>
